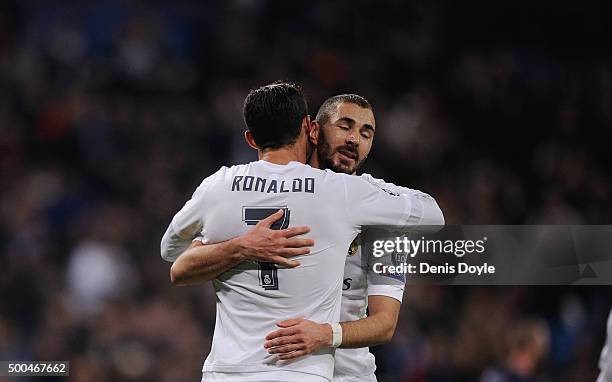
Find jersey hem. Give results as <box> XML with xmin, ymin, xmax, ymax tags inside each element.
<box><xmin>202</xmin><ymin>363</ymin><xmax>332</xmax><ymax>381</ymax></box>
<box><xmin>333</xmin><ymin>368</ymin><xmax>377</xmax><ymax>378</ymax></box>
<box><xmin>366</xmin><ymin>285</ymin><xmax>404</xmax><ymax>302</ymax></box>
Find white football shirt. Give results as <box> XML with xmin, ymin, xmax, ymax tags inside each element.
<box><xmin>598</xmin><ymin>308</ymin><xmax>612</xmax><ymax>382</ymax></box>
<box><xmin>334</xmin><ymin>174</ymin><xmax>444</xmax><ymax>380</ymax></box>
<box><xmin>161</xmin><ymin>161</ymin><xmax>435</xmax><ymax>381</ymax></box>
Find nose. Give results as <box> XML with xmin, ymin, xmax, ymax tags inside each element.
<box><xmin>346</xmin><ymin>130</ymin><xmax>359</xmax><ymax>146</ymax></box>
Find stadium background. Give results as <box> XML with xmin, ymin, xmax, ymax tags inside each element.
<box><xmin>1</xmin><ymin>1</ymin><xmax>611</xmax><ymax>381</ymax></box>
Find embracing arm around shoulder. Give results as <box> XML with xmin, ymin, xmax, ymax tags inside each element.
<box><xmin>169</xmin><ymin>210</ymin><xmax>314</xmax><ymax>285</ymax></box>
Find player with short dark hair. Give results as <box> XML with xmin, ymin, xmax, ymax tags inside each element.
<box><xmin>264</xmin><ymin>94</ymin><xmax>438</xmax><ymax>381</ymax></box>
<box><xmin>313</xmin><ymin>93</ymin><xmax>374</xmax><ymax>175</ymax></box>
<box><xmin>243</xmin><ymin>81</ymin><xmax>308</xmax><ymax>150</ymax></box>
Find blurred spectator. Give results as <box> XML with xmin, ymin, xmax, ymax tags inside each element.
<box><xmin>480</xmin><ymin>318</ymin><xmax>550</xmax><ymax>382</ymax></box>
<box><xmin>66</xmin><ymin>240</ymin><xmax>137</xmax><ymax>317</ymax></box>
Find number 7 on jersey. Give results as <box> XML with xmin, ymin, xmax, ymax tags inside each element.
<box><xmin>242</xmin><ymin>206</ymin><xmax>291</xmax><ymax>290</ymax></box>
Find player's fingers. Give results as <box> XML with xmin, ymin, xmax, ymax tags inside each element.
<box><xmin>278</xmin><ymin>350</ymin><xmax>307</xmax><ymax>360</ymax></box>
<box><xmin>280</xmin><ymin>247</ymin><xmax>310</xmax><ymax>257</ymax></box>
<box><xmin>277</xmin><ymin>318</ymin><xmax>304</xmax><ymax>327</ymax></box>
<box><xmin>267</xmin><ymin>343</ymin><xmax>306</xmax><ymax>355</ymax></box>
<box><xmin>264</xmin><ymin>334</ymin><xmax>300</xmax><ymax>348</ymax></box>
<box><xmin>257</xmin><ymin>210</ymin><xmax>284</xmax><ymax>227</ymax></box>
<box><xmin>281</xmin><ymin>226</ymin><xmax>310</xmax><ymax>238</ymax></box>
<box><xmin>269</xmin><ymin>256</ymin><xmax>300</xmax><ymax>268</ymax></box>
<box><xmin>265</xmin><ymin>328</ymin><xmax>298</xmax><ymax>341</ymax></box>
<box><xmin>284</xmin><ymin>238</ymin><xmax>315</xmax><ymax>248</ymax></box>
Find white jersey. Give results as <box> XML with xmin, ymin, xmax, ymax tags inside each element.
<box><xmin>161</xmin><ymin>161</ymin><xmax>438</xmax><ymax>381</ymax></box>
<box><xmin>334</xmin><ymin>174</ymin><xmax>443</xmax><ymax>380</ymax></box>
<box><xmin>598</xmin><ymin>308</ymin><xmax>612</xmax><ymax>382</ymax></box>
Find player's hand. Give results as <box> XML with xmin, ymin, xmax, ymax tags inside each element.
<box><xmin>235</xmin><ymin>210</ymin><xmax>314</xmax><ymax>268</ymax></box>
<box><xmin>263</xmin><ymin>318</ymin><xmax>332</xmax><ymax>360</ymax></box>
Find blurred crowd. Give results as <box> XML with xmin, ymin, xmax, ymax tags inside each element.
<box><xmin>0</xmin><ymin>1</ymin><xmax>610</xmax><ymax>381</ymax></box>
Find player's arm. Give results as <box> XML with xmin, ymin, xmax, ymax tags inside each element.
<box><xmin>161</xmin><ymin>175</ymin><xmax>213</xmax><ymax>262</ymax></box>
<box><xmin>160</xmin><ymin>173</ymin><xmax>222</xmax><ymax>263</ymax></box>
<box><xmin>338</xmin><ymin>294</ymin><xmax>401</xmax><ymax>347</ymax></box>
<box><xmin>161</xmin><ymin>223</ymin><xmax>196</xmax><ymax>262</ymax></box>
<box><xmin>339</xmin><ymin>174</ymin><xmax>444</xmax><ymax>230</ymax></box>
<box><xmin>170</xmin><ymin>210</ymin><xmax>314</xmax><ymax>285</ymax></box>
<box><xmin>263</xmin><ymin>295</ymin><xmax>400</xmax><ymax>359</ymax></box>
<box><xmin>170</xmin><ymin>240</ymin><xmax>241</xmax><ymax>285</ymax></box>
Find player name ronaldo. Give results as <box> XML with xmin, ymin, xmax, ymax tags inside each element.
<box><xmin>373</xmin><ymin>262</ymin><xmax>496</xmax><ymax>276</ymax></box>
<box><xmin>231</xmin><ymin>175</ymin><xmax>315</xmax><ymax>193</ymax></box>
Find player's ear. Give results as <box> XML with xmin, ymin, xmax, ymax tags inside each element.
<box><xmin>301</xmin><ymin>115</ymin><xmax>311</xmax><ymax>135</ymax></box>
<box><xmin>309</xmin><ymin>120</ymin><xmax>320</xmax><ymax>146</ymax></box>
<box><xmin>244</xmin><ymin>130</ymin><xmax>259</xmax><ymax>150</ymax></box>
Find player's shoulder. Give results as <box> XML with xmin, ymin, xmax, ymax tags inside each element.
<box><xmin>327</xmin><ymin>169</ymin><xmax>377</xmax><ymax>187</ymax></box>
<box><xmin>209</xmin><ymin>162</ymin><xmax>264</xmax><ymax>178</ymax></box>
<box><xmin>360</xmin><ymin>172</ymin><xmax>434</xmax><ymax>198</ymax></box>
<box><xmin>228</xmin><ymin>160</ymin><xmax>319</xmax><ymax>173</ymax></box>
<box><xmin>316</xmin><ymin>168</ymin><xmax>359</xmax><ymax>188</ymax></box>
<box><xmin>198</xmin><ymin>165</ymin><xmax>232</xmax><ymax>183</ymax></box>
<box><xmin>358</xmin><ymin>172</ymin><xmax>391</xmax><ymax>187</ymax></box>
<box><xmin>320</xmin><ymin>168</ymin><xmax>356</xmax><ymax>180</ymax></box>
<box><xmin>221</xmin><ymin>163</ymin><xmax>247</xmax><ymax>175</ymax></box>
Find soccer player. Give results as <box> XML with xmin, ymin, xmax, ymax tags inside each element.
<box><xmin>168</xmin><ymin>93</ymin><xmax>444</xmax><ymax>381</ymax></box>
<box><xmin>262</xmin><ymin>94</ymin><xmax>441</xmax><ymax>382</ymax></box>
<box><xmin>161</xmin><ymin>82</ymin><xmax>442</xmax><ymax>382</ymax></box>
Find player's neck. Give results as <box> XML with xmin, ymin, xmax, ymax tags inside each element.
<box><xmin>309</xmin><ymin>149</ymin><xmax>321</xmax><ymax>168</ymax></box>
<box><xmin>259</xmin><ymin>145</ymin><xmax>307</xmax><ymax>165</ymax></box>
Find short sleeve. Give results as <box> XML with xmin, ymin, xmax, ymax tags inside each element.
<box><xmin>359</xmin><ymin>173</ymin><xmax>445</xmax><ymax>226</ymax></box>
<box><xmin>343</xmin><ymin>174</ymin><xmax>413</xmax><ymax>228</ymax></box>
<box><xmin>366</xmin><ymin>284</ymin><xmax>405</xmax><ymax>303</ymax></box>
<box><xmin>160</xmin><ymin>167</ymin><xmax>224</xmax><ymax>262</ymax></box>
<box><xmin>170</xmin><ymin>178</ymin><xmax>210</xmax><ymax>240</ymax></box>
<box><xmin>366</xmin><ymin>236</ymin><xmax>406</xmax><ymax>303</ymax></box>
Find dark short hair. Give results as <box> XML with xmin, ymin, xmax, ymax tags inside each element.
<box><xmin>314</xmin><ymin>94</ymin><xmax>372</xmax><ymax>127</ymax></box>
<box><xmin>243</xmin><ymin>81</ymin><xmax>308</xmax><ymax>150</ymax></box>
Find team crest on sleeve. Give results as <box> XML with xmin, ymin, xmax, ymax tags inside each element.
<box><xmin>384</xmin><ymin>252</ymin><xmax>407</xmax><ymax>282</ymax></box>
